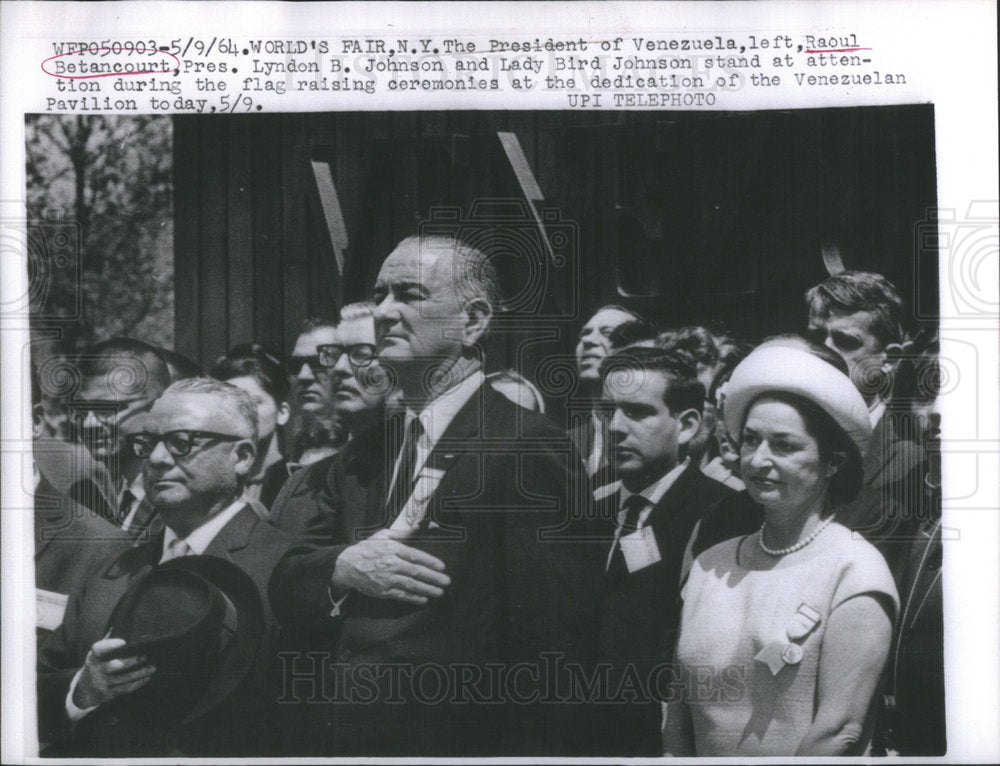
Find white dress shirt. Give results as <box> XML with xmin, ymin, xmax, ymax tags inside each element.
<box><xmin>67</xmin><ymin>498</ymin><xmax>248</xmax><ymax>721</ymax></box>
<box><xmin>159</xmin><ymin>498</ymin><xmax>246</xmax><ymax>562</ymax></box>
<box><xmin>606</xmin><ymin>459</ymin><xmax>689</xmax><ymax>571</ymax></box>
<box><xmin>386</xmin><ymin>370</ymin><xmax>485</xmax><ymax>533</ymax></box>
<box><xmin>868</xmin><ymin>397</ymin><xmax>887</xmax><ymax>428</ymax></box>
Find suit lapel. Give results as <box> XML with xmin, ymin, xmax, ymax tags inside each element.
<box><xmin>203</xmin><ymin>505</ymin><xmax>258</xmax><ymax>561</ymax></box>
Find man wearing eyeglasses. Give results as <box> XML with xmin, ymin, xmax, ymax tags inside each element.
<box><xmin>287</xmin><ymin>318</ymin><xmax>346</xmax><ymax>467</ymax></box>
<box><xmin>64</xmin><ymin>338</ymin><xmax>173</xmax><ymax>532</ymax></box>
<box><xmin>38</xmin><ymin>378</ymin><xmax>293</xmax><ymax>756</ymax></box>
<box><xmin>269</xmin><ymin>302</ymin><xmax>386</xmax><ymax>539</ymax></box>
<box><xmin>270</xmin><ymin>236</ymin><xmax>600</xmax><ymax>756</ymax></box>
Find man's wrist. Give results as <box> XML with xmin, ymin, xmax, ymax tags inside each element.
<box><xmin>66</xmin><ymin>668</ymin><xmax>100</xmax><ymax>722</ymax></box>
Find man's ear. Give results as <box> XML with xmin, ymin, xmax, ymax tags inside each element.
<box><xmin>676</xmin><ymin>408</ymin><xmax>703</xmax><ymax>447</ymax></box>
<box><xmin>232</xmin><ymin>439</ymin><xmax>256</xmax><ymax>477</ymax></box>
<box><xmin>276</xmin><ymin>401</ymin><xmax>291</xmax><ymax>427</ymax></box>
<box><xmin>461</xmin><ymin>296</ymin><xmax>493</xmax><ymax>346</ymax></box>
<box><xmin>881</xmin><ymin>341</ymin><xmax>906</xmax><ymax>373</ymax></box>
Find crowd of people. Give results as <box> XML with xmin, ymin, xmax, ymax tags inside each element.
<box><xmin>31</xmin><ymin>234</ymin><xmax>944</xmax><ymax>757</ymax></box>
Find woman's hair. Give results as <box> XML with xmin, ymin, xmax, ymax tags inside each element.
<box><xmin>744</xmin><ymin>389</ymin><xmax>864</xmax><ymax>509</ymax></box>
<box><xmin>210</xmin><ymin>343</ymin><xmax>290</xmax><ymax>406</ymax></box>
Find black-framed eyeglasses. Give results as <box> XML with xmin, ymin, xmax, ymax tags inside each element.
<box><xmin>287</xmin><ymin>355</ymin><xmax>324</xmax><ymax>375</ymax></box>
<box><xmin>126</xmin><ymin>430</ymin><xmax>246</xmax><ymax>459</ymax></box>
<box><xmin>68</xmin><ymin>399</ymin><xmax>150</xmax><ymax>423</ymax></box>
<box><xmin>317</xmin><ymin>343</ymin><xmax>377</xmax><ymax>369</ymax></box>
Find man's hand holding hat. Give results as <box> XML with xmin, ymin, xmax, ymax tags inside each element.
<box><xmin>73</xmin><ymin>635</ymin><xmax>156</xmax><ymax>710</ymax></box>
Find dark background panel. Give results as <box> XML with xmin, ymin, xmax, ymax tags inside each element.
<box><xmin>173</xmin><ymin>106</ymin><xmax>938</xmax><ymax>392</ymax></box>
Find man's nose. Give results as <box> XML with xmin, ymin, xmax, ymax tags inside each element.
<box><xmin>608</xmin><ymin>409</ymin><xmax>626</xmax><ymax>439</ymax></box>
<box><xmin>332</xmin><ymin>353</ymin><xmax>352</xmax><ymax>379</ymax></box>
<box><xmin>373</xmin><ymin>294</ymin><xmax>401</xmax><ymax>327</ymax></box>
<box><xmin>297</xmin><ymin>362</ymin><xmax>316</xmax><ymax>382</ymax></box>
<box><xmin>147</xmin><ymin>439</ymin><xmax>174</xmax><ymax>467</ymax></box>
<box><xmin>80</xmin><ymin>409</ymin><xmax>103</xmax><ymax>429</ymax></box>
<box><xmin>822</xmin><ymin>334</ymin><xmax>838</xmax><ymax>354</ymax></box>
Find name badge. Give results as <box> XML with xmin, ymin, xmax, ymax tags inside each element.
<box><xmin>619</xmin><ymin>526</ymin><xmax>662</xmax><ymax>573</ymax></box>
<box><xmin>36</xmin><ymin>588</ymin><xmax>69</xmax><ymax>631</ymax></box>
<box><xmin>786</xmin><ymin>603</ymin><xmax>822</xmax><ymax>641</ymax></box>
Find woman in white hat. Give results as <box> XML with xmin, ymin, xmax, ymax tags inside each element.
<box><xmin>664</xmin><ymin>340</ymin><xmax>899</xmax><ymax>756</ymax></box>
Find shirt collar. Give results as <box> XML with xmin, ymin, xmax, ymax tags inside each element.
<box><xmin>161</xmin><ymin>499</ymin><xmax>246</xmax><ymax>558</ymax></box>
<box><xmin>123</xmin><ymin>472</ymin><xmax>146</xmax><ymax>504</ymax></box>
<box><xmin>868</xmin><ymin>397</ymin><xmax>887</xmax><ymax>428</ymax></box>
<box><xmin>406</xmin><ymin>369</ymin><xmax>486</xmax><ymax>449</ymax></box>
<box><xmin>619</xmin><ymin>458</ymin><xmax>690</xmax><ymax>511</ymax></box>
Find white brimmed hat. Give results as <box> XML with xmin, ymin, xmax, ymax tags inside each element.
<box><xmin>723</xmin><ymin>344</ymin><xmax>872</xmax><ymax>459</ymax></box>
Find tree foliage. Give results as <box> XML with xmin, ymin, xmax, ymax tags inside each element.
<box><xmin>25</xmin><ymin>115</ymin><xmax>174</xmax><ymax>353</ymax></box>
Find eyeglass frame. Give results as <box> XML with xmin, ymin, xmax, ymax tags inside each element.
<box><xmin>125</xmin><ymin>429</ymin><xmax>249</xmax><ymax>459</ymax></box>
<box><xmin>316</xmin><ymin>343</ymin><xmax>377</xmax><ymax>369</ymax></box>
<box><xmin>287</xmin><ymin>355</ymin><xmax>326</xmax><ymax>375</ymax></box>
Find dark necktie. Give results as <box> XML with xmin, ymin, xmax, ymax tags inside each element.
<box><xmin>117</xmin><ymin>489</ymin><xmax>136</xmax><ymax>526</ymax></box>
<box><xmin>386</xmin><ymin>417</ymin><xmax>424</xmax><ymax>519</ymax></box>
<box><xmin>607</xmin><ymin>494</ymin><xmax>648</xmax><ymax>578</ymax></box>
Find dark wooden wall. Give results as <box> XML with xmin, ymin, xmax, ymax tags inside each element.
<box><xmin>174</xmin><ymin>106</ymin><xmax>937</xmax><ymax>398</ymax></box>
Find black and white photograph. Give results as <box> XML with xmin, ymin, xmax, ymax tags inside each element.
<box><xmin>1</xmin><ymin>2</ymin><xmax>997</xmax><ymax>763</ymax></box>
<box><xmin>21</xmin><ymin>105</ymin><xmax>946</xmax><ymax>757</ymax></box>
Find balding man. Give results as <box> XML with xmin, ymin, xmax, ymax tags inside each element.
<box><xmin>270</xmin><ymin>236</ymin><xmax>600</xmax><ymax>756</ymax></box>
<box><xmin>38</xmin><ymin>379</ymin><xmax>292</xmax><ymax>756</ymax></box>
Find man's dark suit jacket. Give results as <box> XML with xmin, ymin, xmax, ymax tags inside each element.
<box><xmin>876</xmin><ymin>515</ymin><xmax>945</xmax><ymax>755</ymax></box>
<box><xmin>267</xmin><ymin>453</ymin><xmax>337</xmax><ymax>538</ymax></box>
<box><xmin>269</xmin><ymin>383</ymin><xmax>602</xmax><ymax>756</ymax></box>
<box><xmin>596</xmin><ymin>463</ymin><xmax>734</xmax><ymax>756</ymax></box>
<box><xmin>34</xmin><ymin>473</ymin><xmax>131</xmax><ymax>647</ymax></box>
<box><xmin>568</xmin><ymin>413</ymin><xmax>617</xmax><ymax>490</ymax></box>
<box><xmin>37</xmin><ymin>505</ymin><xmax>293</xmax><ymax>757</ymax></box>
<box><xmin>837</xmin><ymin>408</ymin><xmax>927</xmax><ymax>583</ymax></box>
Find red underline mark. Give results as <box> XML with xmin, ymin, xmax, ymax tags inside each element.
<box><xmin>804</xmin><ymin>48</ymin><xmax>873</xmax><ymax>54</ymax></box>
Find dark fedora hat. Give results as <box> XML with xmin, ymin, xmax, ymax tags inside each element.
<box><xmin>104</xmin><ymin>555</ymin><xmax>264</xmax><ymax>725</ymax></box>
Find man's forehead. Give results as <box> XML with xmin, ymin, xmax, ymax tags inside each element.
<box><xmin>76</xmin><ymin>374</ymin><xmax>148</xmax><ymax>401</ymax></box>
<box><xmin>378</xmin><ymin>241</ymin><xmax>451</xmax><ymax>283</ymax></box>
<box><xmin>603</xmin><ymin>367</ymin><xmax>669</xmax><ymax>402</ymax></box>
<box><xmin>814</xmin><ymin>308</ymin><xmax>879</xmax><ymax>336</ymax></box>
<box><xmin>338</xmin><ymin>316</ymin><xmax>375</xmax><ymax>343</ymax></box>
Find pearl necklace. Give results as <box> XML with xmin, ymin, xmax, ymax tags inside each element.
<box><xmin>758</xmin><ymin>516</ymin><xmax>834</xmax><ymax>556</ymax></box>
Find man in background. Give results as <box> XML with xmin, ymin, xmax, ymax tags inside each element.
<box><xmin>805</xmin><ymin>270</ymin><xmax>926</xmax><ymax>577</ymax></box>
<box><xmin>269</xmin><ymin>302</ymin><xmax>387</xmax><ymax>538</ymax></box>
<box><xmin>38</xmin><ymin>378</ymin><xmax>292</xmax><ymax>756</ymax></box>
<box><xmin>287</xmin><ymin>318</ymin><xmax>345</xmax><ymax>466</ymax></box>
<box><xmin>595</xmin><ymin>347</ymin><xmax>733</xmax><ymax>755</ymax></box>
<box><xmin>570</xmin><ymin>305</ymin><xmax>645</xmax><ymax>483</ymax></box>
<box><xmin>66</xmin><ymin>338</ymin><xmax>172</xmax><ymax>537</ymax></box>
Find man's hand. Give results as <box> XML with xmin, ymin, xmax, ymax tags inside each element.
<box><xmin>332</xmin><ymin>528</ymin><xmax>450</xmax><ymax>604</ymax></box>
<box><xmin>73</xmin><ymin>637</ymin><xmax>156</xmax><ymax>709</ymax></box>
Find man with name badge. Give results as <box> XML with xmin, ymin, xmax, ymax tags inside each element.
<box><xmin>595</xmin><ymin>347</ymin><xmax>734</xmax><ymax>756</ymax></box>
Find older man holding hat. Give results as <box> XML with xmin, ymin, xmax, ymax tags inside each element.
<box><xmin>37</xmin><ymin>378</ymin><xmax>293</xmax><ymax>757</ymax></box>
<box><xmin>664</xmin><ymin>342</ymin><xmax>899</xmax><ymax>757</ymax></box>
